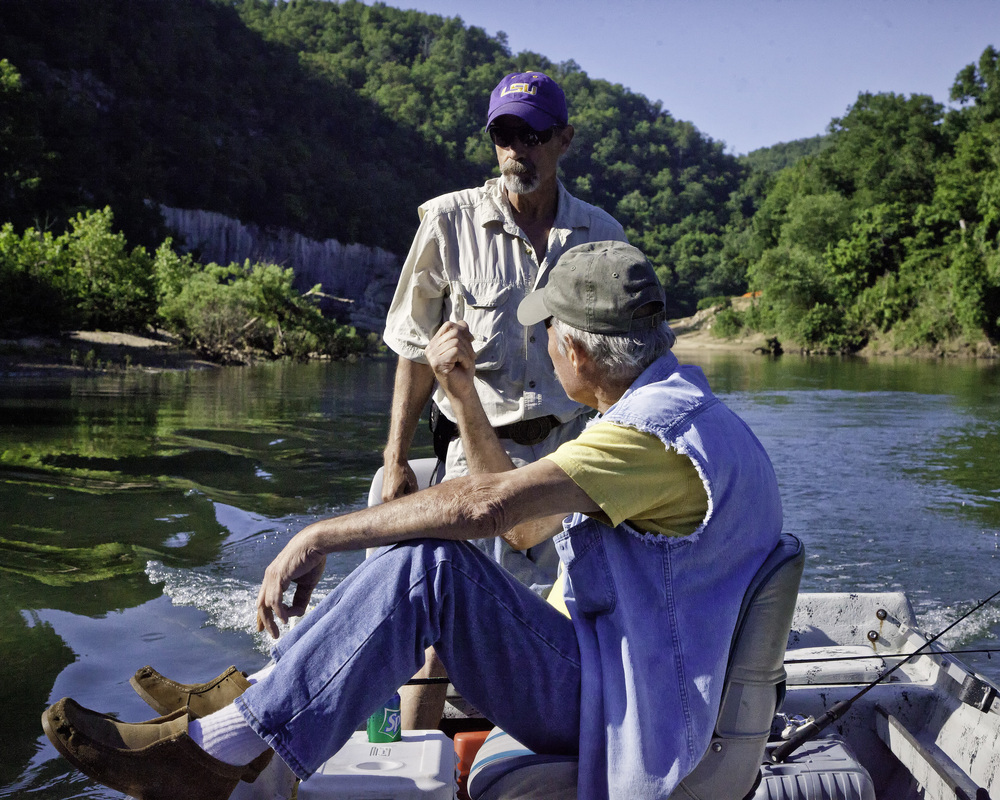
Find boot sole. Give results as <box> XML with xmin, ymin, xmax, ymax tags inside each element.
<box><xmin>42</xmin><ymin>706</ymin><xmax>141</xmax><ymax>798</ymax></box>
<box><xmin>42</xmin><ymin>706</ymin><xmax>83</xmax><ymax>774</ymax></box>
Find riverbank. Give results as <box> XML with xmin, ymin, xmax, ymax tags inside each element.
<box><xmin>670</xmin><ymin>302</ymin><xmax>998</xmax><ymax>360</ymax></box>
<box><xmin>0</xmin><ymin>325</ymin><xmax>767</xmax><ymax>378</ymax></box>
<box><xmin>2</xmin><ymin>308</ymin><xmax>995</xmax><ymax>378</ymax></box>
<box><xmin>0</xmin><ymin>299</ymin><xmax>776</xmax><ymax>377</ymax></box>
<box><xmin>669</xmin><ymin>304</ymin><xmax>773</xmax><ymax>356</ymax></box>
<box><xmin>0</xmin><ymin>331</ymin><xmax>219</xmax><ymax>377</ymax></box>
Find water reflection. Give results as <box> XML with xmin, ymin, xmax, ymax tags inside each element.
<box><xmin>0</xmin><ymin>358</ymin><xmax>412</xmax><ymax>796</ymax></box>
<box><xmin>1</xmin><ymin>352</ymin><xmax>998</xmax><ymax>798</ymax></box>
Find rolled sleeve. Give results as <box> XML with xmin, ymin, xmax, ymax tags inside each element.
<box><xmin>383</xmin><ymin>211</ymin><xmax>449</xmax><ymax>363</ymax></box>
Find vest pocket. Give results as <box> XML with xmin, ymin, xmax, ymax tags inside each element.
<box><xmin>557</xmin><ymin>527</ymin><xmax>616</xmax><ymax>616</ymax></box>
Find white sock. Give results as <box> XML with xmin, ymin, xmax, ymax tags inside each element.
<box><xmin>247</xmin><ymin>662</ymin><xmax>276</xmax><ymax>685</ymax></box>
<box><xmin>189</xmin><ymin>704</ymin><xmax>268</xmax><ymax>767</ymax></box>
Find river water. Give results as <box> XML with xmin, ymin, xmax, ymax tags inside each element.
<box><xmin>1</xmin><ymin>351</ymin><xmax>998</xmax><ymax>798</ymax></box>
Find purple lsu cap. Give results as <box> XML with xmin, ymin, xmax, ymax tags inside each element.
<box><xmin>486</xmin><ymin>72</ymin><xmax>568</xmax><ymax>130</ymax></box>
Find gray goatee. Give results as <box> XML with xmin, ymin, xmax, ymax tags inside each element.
<box><xmin>501</xmin><ymin>160</ymin><xmax>540</xmax><ymax>195</ymax></box>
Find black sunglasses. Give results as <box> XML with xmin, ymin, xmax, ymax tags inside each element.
<box><xmin>488</xmin><ymin>124</ymin><xmax>558</xmax><ymax>148</ymax></box>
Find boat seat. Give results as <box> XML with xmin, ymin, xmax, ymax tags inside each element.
<box><xmin>366</xmin><ymin>457</ymin><xmax>440</xmax><ymax>558</ymax></box>
<box><xmin>784</xmin><ymin>645</ymin><xmax>888</xmax><ymax>685</ymax></box>
<box><xmin>754</xmin><ymin>735</ymin><xmax>875</xmax><ymax>800</ymax></box>
<box><xmin>367</xmin><ymin>456</ymin><xmax>440</xmax><ymax>507</ymax></box>
<box><xmin>467</xmin><ymin>533</ymin><xmax>805</xmax><ymax>800</ymax></box>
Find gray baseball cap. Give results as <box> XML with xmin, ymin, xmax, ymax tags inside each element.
<box><xmin>518</xmin><ymin>241</ymin><xmax>666</xmax><ymax>334</ymax></box>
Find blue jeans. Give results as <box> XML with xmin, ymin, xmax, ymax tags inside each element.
<box><xmin>234</xmin><ymin>539</ymin><xmax>581</xmax><ymax>779</ymax></box>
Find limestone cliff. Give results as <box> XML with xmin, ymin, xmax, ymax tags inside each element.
<box><xmin>159</xmin><ymin>206</ymin><xmax>401</xmax><ymax>332</ymax></box>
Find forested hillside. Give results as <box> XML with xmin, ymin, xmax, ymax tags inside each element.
<box><xmin>1</xmin><ymin>0</ymin><xmax>998</xmax><ymax>355</ymax></box>
<box><xmin>0</xmin><ymin>0</ymin><xmax>747</xmax><ymax>318</ymax></box>
<box><xmin>726</xmin><ymin>49</ymin><xmax>1000</xmax><ymax>354</ymax></box>
<box><xmin>0</xmin><ymin>0</ymin><xmax>480</xmax><ymax>254</ymax></box>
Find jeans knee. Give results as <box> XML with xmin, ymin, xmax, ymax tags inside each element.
<box><xmin>367</xmin><ymin>538</ymin><xmax>470</xmax><ymax>579</ymax></box>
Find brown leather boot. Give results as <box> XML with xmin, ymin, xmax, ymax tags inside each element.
<box><xmin>130</xmin><ymin>665</ymin><xmax>273</xmax><ymax>781</ymax></box>
<box><xmin>130</xmin><ymin>665</ymin><xmax>252</xmax><ymax>718</ymax></box>
<box><xmin>42</xmin><ymin>697</ymin><xmax>254</xmax><ymax>800</ymax></box>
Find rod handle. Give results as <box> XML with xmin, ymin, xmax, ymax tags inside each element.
<box><xmin>771</xmin><ymin>700</ymin><xmax>852</xmax><ymax>763</ymax></box>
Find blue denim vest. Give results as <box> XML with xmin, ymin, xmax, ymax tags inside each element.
<box><xmin>554</xmin><ymin>353</ymin><xmax>782</xmax><ymax>799</ymax></box>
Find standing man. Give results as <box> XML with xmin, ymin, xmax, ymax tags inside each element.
<box><xmin>383</xmin><ymin>70</ymin><xmax>627</xmax><ymax>584</ymax></box>
<box><xmin>382</xmin><ymin>71</ymin><xmax>627</xmax><ymax>726</ymax></box>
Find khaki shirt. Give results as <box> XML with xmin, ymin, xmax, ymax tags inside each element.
<box><xmin>383</xmin><ymin>178</ymin><xmax>627</xmax><ymax>427</ymax></box>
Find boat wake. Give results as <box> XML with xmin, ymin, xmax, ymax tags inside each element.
<box><xmin>144</xmin><ymin>504</ymin><xmax>368</xmax><ymax>655</ymax></box>
<box><xmin>145</xmin><ymin>560</ymin><xmax>282</xmax><ymax>655</ymax></box>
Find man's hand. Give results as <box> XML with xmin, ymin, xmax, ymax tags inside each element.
<box><xmin>425</xmin><ymin>321</ymin><xmax>477</xmax><ymax>402</ymax></box>
<box><xmin>382</xmin><ymin>459</ymin><xmax>419</xmax><ymax>502</ymax></box>
<box><xmin>256</xmin><ymin>529</ymin><xmax>327</xmax><ymax>639</ymax></box>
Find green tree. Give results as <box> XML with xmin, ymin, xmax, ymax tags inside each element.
<box><xmin>825</xmin><ymin>203</ymin><xmax>913</xmax><ymax>308</ymax></box>
<box><xmin>740</xmin><ymin>135</ymin><xmax>830</xmax><ymax>173</ymax></box>
<box><xmin>0</xmin><ymin>209</ymin><xmax>154</xmax><ymax>333</ymax></box>
<box><xmin>0</xmin><ymin>59</ymin><xmax>46</xmax><ymax>227</ymax></box>
<box><xmin>779</xmin><ymin>192</ymin><xmax>854</xmax><ymax>256</ymax></box>
<box><xmin>155</xmin><ymin>252</ymin><xmax>365</xmax><ymax>362</ymax></box>
<box><xmin>65</xmin><ymin>208</ymin><xmax>156</xmax><ymax>331</ymax></box>
<box><xmin>950</xmin><ymin>242</ymin><xmax>991</xmax><ymax>335</ymax></box>
<box><xmin>951</xmin><ymin>45</ymin><xmax>1000</xmax><ymax>124</ymax></box>
<box><xmin>0</xmin><ymin>223</ymin><xmax>71</xmax><ymax>334</ymax></box>
<box><xmin>821</xmin><ymin>91</ymin><xmax>948</xmax><ymax>208</ymax></box>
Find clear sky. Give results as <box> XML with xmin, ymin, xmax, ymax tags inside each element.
<box><xmin>379</xmin><ymin>0</ymin><xmax>999</xmax><ymax>154</ymax></box>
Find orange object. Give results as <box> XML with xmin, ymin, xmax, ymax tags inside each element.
<box><xmin>453</xmin><ymin>729</ymin><xmax>491</xmax><ymax>800</ymax></box>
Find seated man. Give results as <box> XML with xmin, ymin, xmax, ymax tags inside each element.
<box><xmin>42</xmin><ymin>241</ymin><xmax>783</xmax><ymax>800</ymax></box>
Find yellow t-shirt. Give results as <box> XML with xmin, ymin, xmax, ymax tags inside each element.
<box><xmin>542</xmin><ymin>421</ymin><xmax>709</xmax><ymax>614</ymax></box>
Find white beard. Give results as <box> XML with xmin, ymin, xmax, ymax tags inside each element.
<box><xmin>500</xmin><ymin>161</ymin><xmax>540</xmax><ymax>195</ymax></box>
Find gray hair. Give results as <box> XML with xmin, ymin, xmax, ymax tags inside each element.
<box><xmin>552</xmin><ymin>317</ymin><xmax>676</xmax><ymax>384</ymax></box>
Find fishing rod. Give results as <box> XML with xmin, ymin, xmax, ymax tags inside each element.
<box><xmin>771</xmin><ymin>585</ymin><xmax>1000</xmax><ymax>763</ymax></box>
<box><xmin>785</xmin><ymin>648</ymin><xmax>1000</xmax><ymax>664</ymax></box>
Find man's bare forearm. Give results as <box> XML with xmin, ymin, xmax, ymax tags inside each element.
<box><xmin>382</xmin><ymin>356</ymin><xmax>436</xmax><ymax>500</ymax></box>
<box><xmin>421</xmin><ymin>320</ymin><xmax>512</xmax><ymax>475</ymax></box>
<box><xmin>256</xmin><ymin>459</ymin><xmax>596</xmax><ymax>637</ymax></box>
<box><xmin>444</xmin><ymin>368</ymin><xmax>567</xmax><ymax>547</ymax></box>
<box><xmin>384</xmin><ymin>356</ymin><xmax>435</xmax><ymax>463</ymax></box>
<box><xmin>309</xmin><ymin>461</ymin><xmax>590</xmax><ymax>553</ymax></box>
<box><xmin>448</xmin><ymin>379</ymin><xmax>515</xmax><ymax>475</ymax></box>
<box><xmin>423</xmin><ymin>320</ymin><xmax>568</xmax><ymax>548</ymax></box>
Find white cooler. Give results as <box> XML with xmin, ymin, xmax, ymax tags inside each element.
<box><xmin>296</xmin><ymin>730</ymin><xmax>457</xmax><ymax>799</ymax></box>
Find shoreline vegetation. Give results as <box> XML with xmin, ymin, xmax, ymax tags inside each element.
<box><xmin>3</xmin><ymin>299</ymin><xmax>995</xmax><ymax>381</ymax></box>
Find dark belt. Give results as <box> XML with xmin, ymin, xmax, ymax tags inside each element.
<box><xmin>429</xmin><ymin>404</ymin><xmax>562</xmax><ymax>459</ymax></box>
<box><xmin>494</xmin><ymin>415</ymin><xmax>562</xmax><ymax>446</ymax></box>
